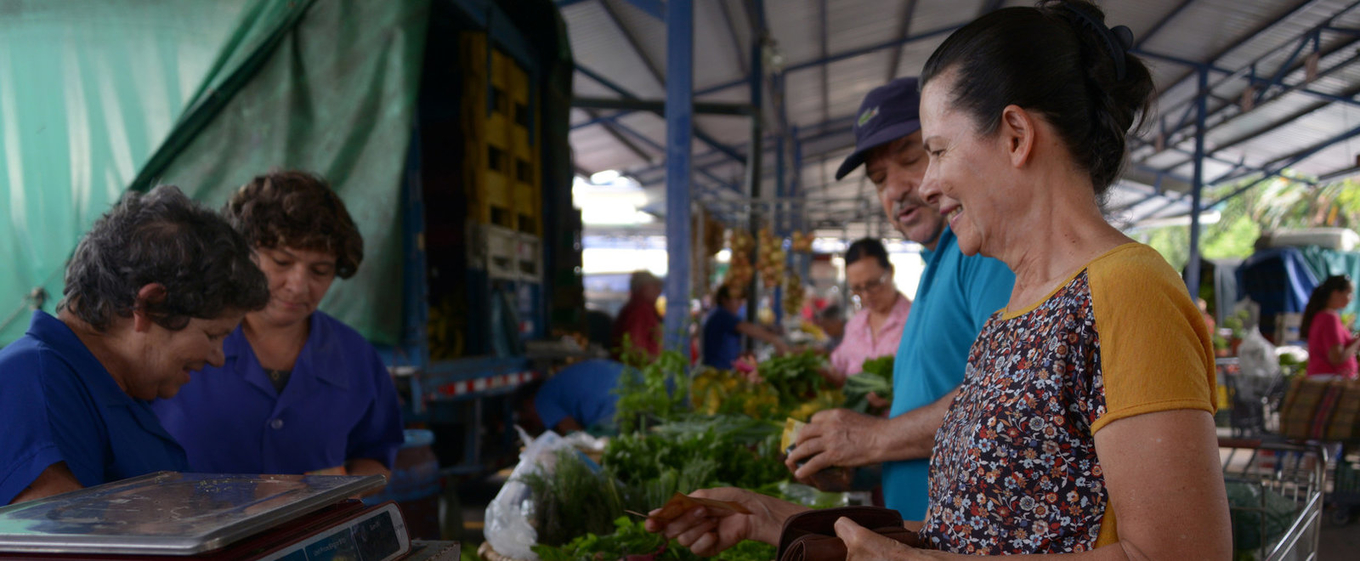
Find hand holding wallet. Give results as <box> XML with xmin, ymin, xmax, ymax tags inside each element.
<box><xmin>775</xmin><ymin>506</ymin><xmax>927</xmax><ymax>561</ymax></box>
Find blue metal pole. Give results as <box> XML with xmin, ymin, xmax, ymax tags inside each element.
<box><xmin>1185</xmin><ymin>68</ymin><xmax>1207</xmax><ymax>295</ymax></box>
<box><xmin>744</xmin><ymin>26</ymin><xmax>764</xmax><ymax>335</ymax></box>
<box><xmin>663</xmin><ymin>0</ymin><xmax>694</xmax><ymax>353</ymax></box>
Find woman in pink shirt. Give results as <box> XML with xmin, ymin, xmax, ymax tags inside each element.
<box><xmin>1303</xmin><ymin>275</ymin><xmax>1360</xmax><ymax>378</ymax></box>
<box><xmin>828</xmin><ymin>238</ymin><xmax>911</xmax><ymax>385</ymax></box>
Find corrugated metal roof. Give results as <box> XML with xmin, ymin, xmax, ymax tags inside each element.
<box><xmin>561</xmin><ymin>0</ymin><xmax>1360</xmax><ymax>233</ymax></box>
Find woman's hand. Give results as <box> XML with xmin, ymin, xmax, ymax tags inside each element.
<box><xmin>644</xmin><ymin>487</ymin><xmax>809</xmax><ymax>556</ymax></box>
<box><xmin>835</xmin><ymin>518</ymin><xmax>920</xmax><ymax>560</ymax></box>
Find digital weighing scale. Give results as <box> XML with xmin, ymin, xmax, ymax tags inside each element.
<box><xmin>0</xmin><ymin>472</ymin><xmax>459</xmax><ymax>561</ymax></box>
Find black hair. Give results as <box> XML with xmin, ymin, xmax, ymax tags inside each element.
<box><xmin>818</xmin><ymin>304</ymin><xmax>843</xmax><ymax>322</ymax></box>
<box><xmin>60</xmin><ymin>185</ymin><xmax>271</xmax><ymax>332</ymax></box>
<box><xmin>920</xmin><ymin>0</ymin><xmax>1155</xmax><ymax>197</ymax></box>
<box><xmin>715</xmin><ymin>284</ymin><xmax>738</xmax><ymax>305</ymax></box>
<box><xmin>845</xmin><ymin>238</ymin><xmax>892</xmax><ymax>270</ymax></box>
<box><xmin>1302</xmin><ymin>275</ymin><xmax>1354</xmax><ymax>339</ymax></box>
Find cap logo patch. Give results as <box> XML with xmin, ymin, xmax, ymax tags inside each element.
<box><xmin>857</xmin><ymin>106</ymin><xmax>880</xmax><ymax>128</ymax></box>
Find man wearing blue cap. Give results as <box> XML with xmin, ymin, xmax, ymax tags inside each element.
<box><xmin>785</xmin><ymin>77</ymin><xmax>1015</xmax><ymax>520</ymax></box>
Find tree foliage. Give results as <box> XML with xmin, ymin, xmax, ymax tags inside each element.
<box><xmin>1139</xmin><ymin>176</ymin><xmax>1360</xmax><ymax>271</ymax></box>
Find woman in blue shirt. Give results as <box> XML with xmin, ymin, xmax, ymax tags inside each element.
<box><xmin>153</xmin><ymin>171</ymin><xmax>404</xmax><ymax>480</ymax></box>
<box><xmin>0</xmin><ymin>185</ymin><xmax>270</xmax><ymax>504</ymax></box>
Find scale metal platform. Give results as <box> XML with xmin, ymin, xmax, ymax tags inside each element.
<box><xmin>0</xmin><ymin>472</ymin><xmax>455</xmax><ymax>561</ymax></box>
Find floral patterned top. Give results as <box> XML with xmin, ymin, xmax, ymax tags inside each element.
<box><xmin>919</xmin><ymin>243</ymin><xmax>1216</xmax><ymax>554</ymax></box>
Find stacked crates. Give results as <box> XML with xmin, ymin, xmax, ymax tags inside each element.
<box><xmin>461</xmin><ymin>33</ymin><xmax>542</xmax><ymax>232</ymax></box>
<box><xmin>458</xmin><ymin>32</ymin><xmax>543</xmax><ymax>342</ymax></box>
<box><xmin>461</xmin><ymin>32</ymin><xmax>543</xmax><ymax>284</ymax></box>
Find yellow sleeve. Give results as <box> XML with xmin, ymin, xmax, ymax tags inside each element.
<box><xmin>1087</xmin><ymin>245</ymin><xmax>1216</xmax><ymax>434</ymax></box>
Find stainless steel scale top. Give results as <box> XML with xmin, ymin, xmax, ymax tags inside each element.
<box><xmin>0</xmin><ymin>471</ymin><xmax>386</xmax><ymax>555</ymax></box>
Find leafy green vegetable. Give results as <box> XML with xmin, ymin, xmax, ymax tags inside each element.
<box><xmin>614</xmin><ymin>350</ymin><xmax>691</xmax><ymax>433</ymax></box>
<box><xmin>533</xmin><ymin>516</ymin><xmax>674</xmax><ymax>561</ymax></box>
<box><xmin>533</xmin><ymin>516</ymin><xmax>777</xmax><ymax>561</ymax></box>
<box><xmin>756</xmin><ymin>351</ymin><xmax>828</xmax><ymax>408</ymax></box>
<box><xmin>519</xmin><ymin>449</ymin><xmax>630</xmax><ymax>547</ymax></box>
<box><xmin>844</xmin><ymin>356</ymin><xmax>893</xmax><ymax>414</ymax></box>
<box><xmin>603</xmin><ymin>415</ymin><xmax>785</xmax><ymax>493</ymax></box>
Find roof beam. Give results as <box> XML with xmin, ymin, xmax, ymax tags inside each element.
<box><xmin>720</xmin><ymin>0</ymin><xmax>749</xmax><ymax>76</ymax></box>
<box><xmin>597</xmin><ymin>20</ymin><xmax>964</xmax><ymax>126</ymax></box>
<box><xmin>575</xmin><ymin>63</ymin><xmax>746</xmax><ymax>163</ymax></box>
<box><xmin>600</xmin><ymin>0</ymin><xmax>665</xmax><ymax>82</ymax></box>
<box><xmin>620</xmin><ymin>0</ymin><xmax>663</xmax><ymax>20</ymax></box>
<box><xmin>1134</xmin><ymin>41</ymin><xmax>1360</xmax><ymax>169</ymax></box>
<box><xmin>586</xmin><ymin>109</ymin><xmax>657</xmax><ymax>162</ymax></box>
<box><xmin>601</xmin><ymin>116</ymin><xmax>743</xmax><ymax>193</ymax></box>
<box><xmin>1133</xmin><ymin>0</ymin><xmax>1199</xmax><ymax>50</ymax></box>
<box><xmin>819</xmin><ymin>0</ymin><xmax>830</xmax><ymax>129</ymax></box>
<box><xmin>1156</xmin><ymin>0</ymin><xmax>1320</xmax><ymax>95</ymax></box>
<box><xmin>885</xmin><ymin>0</ymin><xmax>918</xmax><ymax>82</ymax></box>
<box><xmin>742</xmin><ymin>0</ymin><xmax>767</xmax><ymax>38</ymax></box>
<box><xmin>572</xmin><ymin>97</ymin><xmax>754</xmax><ymax>115</ymax></box>
<box><xmin>1215</xmin><ymin>118</ymin><xmax>1360</xmax><ymax>187</ymax></box>
<box><xmin>594</xmin><ymin>1</ymin><xmax>744</xmax><ymax>162</ymax></box>
<box><xmin>1143</xmin><ymin>0</ymin><xmax>1351</xmax><ymax>141</ymax></box>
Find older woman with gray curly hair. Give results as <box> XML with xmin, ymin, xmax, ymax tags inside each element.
<box><xmin>0</xmin><ymin>185</ymin><xmax>269</xmax><ymax>505</ymax></box>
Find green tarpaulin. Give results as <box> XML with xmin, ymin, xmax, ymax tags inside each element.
<box><xmin>1</xmin><ymin>0</ymin><xmax>431</xmax><ymax>345</ymax></box>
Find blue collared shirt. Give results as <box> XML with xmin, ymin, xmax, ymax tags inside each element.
<box><xmin>883</xmin><ymin>227</ymin><xmax>1015</xmax><ymax>520</ymax></box>
<box><xmin>536</xmin><ymin>359</ymin><xmax>625</xmax><ymax>431</ymax></box>
<box><xmin>0</xmin><ymin>311</ymin><xmax>188</xmax><ymax>504</ymax></box>
<box><xmin>152</xmin><ymin>312</ymin><xmax>404</xmax><ymax>474</ymax></box>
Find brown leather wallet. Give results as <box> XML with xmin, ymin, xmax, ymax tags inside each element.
<box><xmin>776</xmin><ymin>506</ymin><xmax>927</xmax><ymax>561</ymax></box>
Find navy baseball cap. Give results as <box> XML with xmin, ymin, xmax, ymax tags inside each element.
<box><xmin>834</xmin><ymin>77</ymin><xmax>922</xmax><ymax>180</ymax></box>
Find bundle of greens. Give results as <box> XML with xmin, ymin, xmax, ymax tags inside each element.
<box><xmin>843</xmin><ymin>356</ymin><xmax>893</xmax><ymax>415</ymax></box>
<box><xmin>604</xmin><ymin>415</ymin><xmax>785</xmax><ymax>493</ymax></box>
<box><xmin>518</xmin><ymin>449</ymin><xmax>631</xmax><ymax>547</ymax></box>
<box><xmin>614</xmin><ymin>350</ymin><xmax>691</xmax><ymax>433</ymax></box>
<box><xmin>756</xmin><ymin>351</ymin><xmax>828</xmax><ymax>408</ymax></box>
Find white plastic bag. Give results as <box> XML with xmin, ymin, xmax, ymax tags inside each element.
<box><xmin>483</xmin><ymin>430</ymin><xmax>572</xmax><ymax>561</ymax></box>
<box><xmin>1237</xmin><ymin>328</ymin><xmax>1280</xmax><ymax>402</ymax></box>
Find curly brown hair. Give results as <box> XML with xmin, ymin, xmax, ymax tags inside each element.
<box><xmin>225</xmin><ymin>171</ymin><xmax>364</xmax><ymax>278</ymax></box>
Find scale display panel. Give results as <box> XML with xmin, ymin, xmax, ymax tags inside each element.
<box><xmin>0</xmin><ymin>472</ymin><xmax>386</xmax><ymax>555</ymax></box>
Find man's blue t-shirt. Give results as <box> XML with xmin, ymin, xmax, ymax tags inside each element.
<box><xmin>884</xmin><ymin>227</ymin><xmax>1015</xmax><ymax>520</ymax></box>
<box><xmin>702</xmin><ymin>307</ymin><xmax>742</xmax><ymax>369</ymax></box>
<box><xmin>0</xmin><ymin>311</ymin><xmax>188</xmax><ymax>504</ymax></box>
<box><xmin>535</xmin><ymin>359</ymin><xmax>625</xmax><ymax>431</ymax></box>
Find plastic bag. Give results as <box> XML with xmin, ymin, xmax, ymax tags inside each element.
<box><xmin>484</xmin><ymin>430</ymin><xmax>572</xmax><ymax>561</ymax></box>
<box><xmin>1238</xmin><ymin>328</ymin><xmax>1280</xmax><ymax>402</ymax></box>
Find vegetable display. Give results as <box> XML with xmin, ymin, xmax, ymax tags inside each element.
<box><xmin>505</xmin><ymin>349</ymin><xmax>855</xmax><ymax>561</ymax></box>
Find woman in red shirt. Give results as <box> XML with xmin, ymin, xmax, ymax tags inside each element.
<box><xmin>1303</xmin><ymin>275</ymin><xmax>1360</xmax><ymax>378</ymax></box>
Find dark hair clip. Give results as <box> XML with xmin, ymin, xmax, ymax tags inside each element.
<box><xmin>1059</xmin><ymin>4</ymin><xmax>1134</xmax><ymax>80</ymax></box>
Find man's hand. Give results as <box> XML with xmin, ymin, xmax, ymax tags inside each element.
<box><xmin>785</xmin><ymin>409</ymin><xmax>887</xmax><ymax>483</ymax></box>
<box><xmin>866</xmin><ymin>391</ymin><xmax>892</xmax><ymax>410</ymax></box>
<box><xmin>644</xmin><ymin>487</ymin><xmax>808</xmax><ymax>556</ymax></box>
